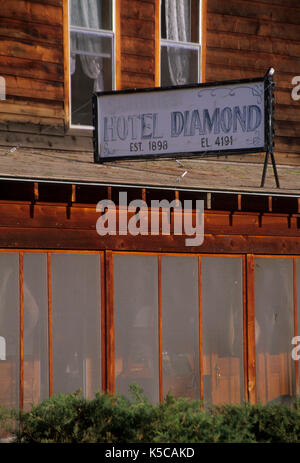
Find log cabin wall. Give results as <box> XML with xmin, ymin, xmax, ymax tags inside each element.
<box><xmin>118</xmin><ymin>0</ymin><xmax>158</xmax><ymax>90</ymax></box>
<box><xmin>205</xmin><ymin>0</ymin><xmax>300</xmax><ymax>161</ymax></box>
<box><xmin>0</xmin><ymin>0</ymin><xmax>66</xmax><ymax>146</ymax></box>
<box><xmin>0</xmin><ymin>0</ymin><xmax>300</xmax><ymax>160</ymax></box>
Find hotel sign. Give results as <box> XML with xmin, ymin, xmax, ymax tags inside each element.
<box><xmin>93</xmin><ymin>76</ymin><xmax>273</xmax><ymax>163</ymax></box>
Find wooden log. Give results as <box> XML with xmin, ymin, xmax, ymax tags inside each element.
<box><xmin>0</xmin><ymin>114</ymin><xmax>65</xmax><ymax>136</ymax></box>
<box><xmin>206</xmin><ymin>48</ymin><xmax>300</xmax><ymax>76</ymax></box>
<box><xmin>0</xmin><ymin>99</ymin><xmax>64</xmax><ymax>119</ymax></box>
<box><xmin>0</xmin><ymin>0</ymin><xmax>63</xmax><ymax>26</ymax></box>
<box><xmin>122</xmin><ymin>54</ymin><xmax>155</xmax><ymax>75</ymax></box>
<box><xmin>121</xmin><ymin>17</ymin><xmax>155</xmax><ymax>39</ymax></box>
<box><xmin>122</xmin><ymin>37</ymin><xmax>154</xmax><ymax>57</ymax></box>
<box><xmin>207</xmin><ymin>12</ymin><xmax>300</xmax><ymax>41</ymax></box>
<box><xmin>0</xmin><ymin>17</ymin><xmax>62</xmax><ymax>45</ymax></box>
<box><xmin>2</xmin><ymin>75</ymin><xmax>64</xmax><ymax>102</ymax></box>
<box><xmin>0</xmin><ymin>39</ymin><xmax>63</xmax><ymax>64</ymax></box>
<box><xmin>121</xmin><ymin>0</ymin><xmax>155</xmax><ymax>20</ymax></box>
<box><xmin>207</xmin><ymin>31</ymin><xmax>300</xmax><ymax>58</ymax></box>
<box><xmin>0</xmin><ymin>56</ymin><xmax>64</xmax><ymax>82</ymax></box>
<box><xmin>208</xmin><ymin>0</ymin><xmax>300</xmax><ymax>26</ymax></box>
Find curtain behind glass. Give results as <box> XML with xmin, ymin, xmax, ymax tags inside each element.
<box><xmin>70</xmin><ymin>0</ymin><xmax>104</xmax><ymax>92</ymax></box>
<box><xmin>164</xmin><ymin>0</ymin><xmax>191</xmax><ymax>85</ymax></box>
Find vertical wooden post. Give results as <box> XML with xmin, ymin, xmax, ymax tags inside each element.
<box><xmin>101</xmin><ymin>252</ymin><xmax>106</xmax><ymax>392</ymax></box>
<box><xmin>47</xmin><ymin>253</ymin><xmax>53</xmax><ymax>397</ymax></box>
<box><xmin>63</xmin><ymin>0</ymin><xmax>70</xmax><ymax>128</ymax></box>
<box><xmin>201</xmin><ymin>0</ymin><xmax>207</xmax><ymax>83</ymax></box>
<box><xmin>105</xmin><ymin>251</ymin><xmax>115</xmax><ymax>394</ymax></box>
<box><xmin>115</xmin><ymin>0</ymin><xmax>122</xmax><ymax>90</ymax></box>
<box><xmin>154</xmin><ymin>0</ymin><xmax>160</xmax><ymax>87</ymax></box>
<box><xmin>19</xmin><ymin>252</ymin><xmax>24</xmax><ymax>410</ymax></box>
<box><xmin>198</xmin><ymin>256</ymin><xmax>204</xmax><ymax>402</ymax></box>
<box><xmin>243</xmin><ymin>256</ymin><xmax>248</xmax><ymax>401</ymax></box>
<box><xmin>158</xmin><ymin>255</ymin><xmax>163</xmax><ymax>403</ymax></box>
<box><xmin>294</xmin><ymin>257</ymin><xmax>298</xmax><ymax>395</ymax></box>
<box><xmin>246</xmin><ymin>254</ymin><xmax>256</xmax><ymax>404</ymax></box>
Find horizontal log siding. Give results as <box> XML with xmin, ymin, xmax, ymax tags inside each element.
<box><xmin>205</xmin><ymin>0</ymin><xmax>300</xmax><ymax>156</ymax></box>
<box><xmin>119</xmin><ymin>0</ymin><xmax>157</xmax><ymax>89</ymax></box>
<box><xmin>0</xmin><ymin>0</ymin><xmax>65</xmax><ymax>142</ymax></box>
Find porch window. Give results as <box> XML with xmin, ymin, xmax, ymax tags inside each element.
<box><xmin>255</xmin><ymin>258</ymin><xmax>295</xmax><ymax>405</ymax></box>
<box><xmin>69</xmin><ymin>0</ymin><xmax>114</xmax><ymax>127</ymax></box>
<box><xmin>160</xmin><ymin>0</ymin><xmax>201</xmax><ymax>86</ymax></box>
<box><xmin>51</xmin><ymin>253</ymin><xmax>102</xmax><ymax>398</ymax></box>
<box><xmin>202</xmin><ymin>257</ymin><xmax>244</xmax><ymax>405</ymax></box>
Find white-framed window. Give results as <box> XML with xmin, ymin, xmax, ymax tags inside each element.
<box><xmin>160</xmin><ymin>0</ymin><xmax>201</xmax><ymax>87</ymax></box>
<box><xmin>69</xmin><ymin>0</ymin><xmax>115</xmax><ymax>128</ymax></box>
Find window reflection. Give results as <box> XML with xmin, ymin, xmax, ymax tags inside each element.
<box><xmin>52</xmin><ymin>254</ymin><xmax>101</xmax><ymax>399</ymax></box>
<box><xmin>114</xmin><ymin>254</ymin><xmax>159</xmax><ymax>403</ymax></box>
<box><xmin>255</xmin><ymin>258</ymin><xmax>295</xmax><ymax>405</ymax></box>
<box><xmin>0</xmin><ymin>254</ymin><xmax>19</xmax><ymax>409</ymax></box>
<box><xmin>161</xmin><ymin>256</ymin><xmax>200</xmax><ymax>399</ymax></box>
<box><xmin>202</xmin><ymin>257</ymin><xmax>244</xmax><ymax>405</ymax></box>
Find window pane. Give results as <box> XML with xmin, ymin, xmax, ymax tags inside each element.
<box><xmin>70</xmin><ymin>32</ymin><xmax>112</xmax><ymax>126</ymax></box>
<box><xmin>114</xmin><ymin>254</ymin><xmax>159</xmax><ymax>403</ymax></box>
<box><xmin>23</xmin><ymin>254</ymin><xmax>48</xmax><ymax>410</ymax></box>
<box><xmin>255</xmin><ymin>258</ymin><xmax>295</xmax><ymax>405</ymax></box>
<box><xmin>161</xmin><ymin>256</ymin><xmax>199</xmax><ymax>399</ymax></box>
<box><xmin>0</xmin><ymin>253</ymin><xmax>19</xmax><ymax>409</ymax></box>
<box><xmin>52</xmin><ymin>254</ymin><xmax>101</xmax><ymax>398</ymax></box>
<box><xmin>70</xmin><ymin>0</ymin><xmax>112</xmax><ymax>30</ymax></box>
<box><xmin>161</xmin><ymin>0</ymin><xmax>199</xmax><ymax>43</ymax></box>
<box><xmin>202</xmin><ymin>257</ymin><xmax>244</xmax><ymax>405</ymax></box>
<box><xmin>160</xmin><ymin>45</ymin><xmax>198</xmax><ymax>86</ymax></box>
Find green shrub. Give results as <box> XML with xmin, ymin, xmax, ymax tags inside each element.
<box><xmin>2</xmin><ymin>386</ymin><xmax>300</xmax><ymax>443</ymax></box>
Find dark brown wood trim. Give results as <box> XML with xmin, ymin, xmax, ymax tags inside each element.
<box><xmin>243</xmin><ymin>255</ymin><xmax>248</xmax><ymax>401</ymax></box>
<box><xmin>115</xmin><ymin>0</ymin><xmax>122</xmax><ymax>90</ymax></box>
<box><xmin>62</xmin><ymin>0</ymin><xmax>70</xmax><ymax>128</ymax></box>
<box><xmin>101</xmin><ymin>251</ymin><xmax>106</xmax><ymax>392</ymax></box>
<box><xmin>105</xmin><ymin>250</ymin><xmax>115</xmax><ymax>394</ymax></box>
<box><xmin>158</xmin><ymin>254</ymin><xmax>163</xmax><ymax>402</ymax></box>
<box><xmin>47</xmin><ymin>252</ymin><xmax>53</xmax><ymax>397</ymax></box>
<box><xmin>155</xmin><ymin>0</ymin><xmax>160</xmax><ymax>86</ymax></box>
<box><xmin>246</xmin><ymin>254</ymin><xmax>256</xmax><ymax>404</ymax></box>
<box><xmin>19</xmin><ymin>251</ymin><xmax>24</xmax><ymax>410</ymax></box>
<box><xmin>198</xmin><ymin>256</ymin><xmax>204</xmax><ymax>402</ymax></box>
<box><xmin>201</xmin><ymin>0</ymin><xmax>207</xmax><ymax>82</ymax></box>
<box><xmin>294</xmin><ymin>257</ymin><xmax>299</xmax><ymax>395</ymax></box>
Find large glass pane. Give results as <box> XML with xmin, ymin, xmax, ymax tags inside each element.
<box><xmin>161</xmin><ymin>0</ymin><xmax>199</xmax><ymax>43</ymax></box>
<box><xmin>52</xmin><ymin>254</ymin><xmax>101</xmax><ymax>398</ymax></box>
<box><xmin>202</xmin><ymin>257</ymin><xmax>244</xmax><ymax>405</ymax></box>
<box><xmin>114</xmin><ymin>254</ymin><xmax>159</xmax><ymax>403</ymax></box>
<box><xmin>70</xmin><ymin>0</ymin><xmax>112</xmax><ymax>30</ymax></box>
<box><xmin>255</xmin><ymin>258</ymin><xmax>295</xmax><ymax>405</ymax></box>
<box><xmin>161</xmin><ymin>256</ymin><xmax>199</xmax><ymax>399</ymax></box>
<box><xmin>160</xmin><ymin>45</ymin><xmax>198</xmax><ymax>86</ymax></box>
<box><xmin>0</xmin><ymin>253</ymin><xmax>19</xmax><ymax>409</ymax></box>
<box><xmin>70</xmin><ymin>32</ymin><xmax>112</xmax><ymax>126</ymax></box>
<box><xmin>23</xmin><ymin>253</ymin><xmax>48</xmax><ymax>410</ymax></box>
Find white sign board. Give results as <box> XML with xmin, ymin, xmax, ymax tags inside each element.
<box><xmin>93</xmin><ymin>79</ymin><xmax>267</xmax><ymax>162</ymax></box>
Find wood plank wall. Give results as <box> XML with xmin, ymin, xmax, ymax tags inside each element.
<box><xmin>205</xmin><ymin>0</ymin><xmax>300</xmax><ymax>158</ymax></box>
<box><xmin>0</xmin><ymin>0</ymin><xmax>65</xmax><ymax>139</ymax></box>
<box><xmin>119</xmin><ymin>0</ymin><xmax>157</xmax><ymax>89</ymax></box>
<box><xmin>0</xmin><ymin>0</ymin><xmax>299</xmax><ymax>160</ymax></box>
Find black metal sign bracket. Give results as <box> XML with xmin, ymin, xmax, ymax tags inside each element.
<box><xmin>260</xmin><ymin>68</ymin><xmax>280</xmax><ymax>188</ymax></box>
